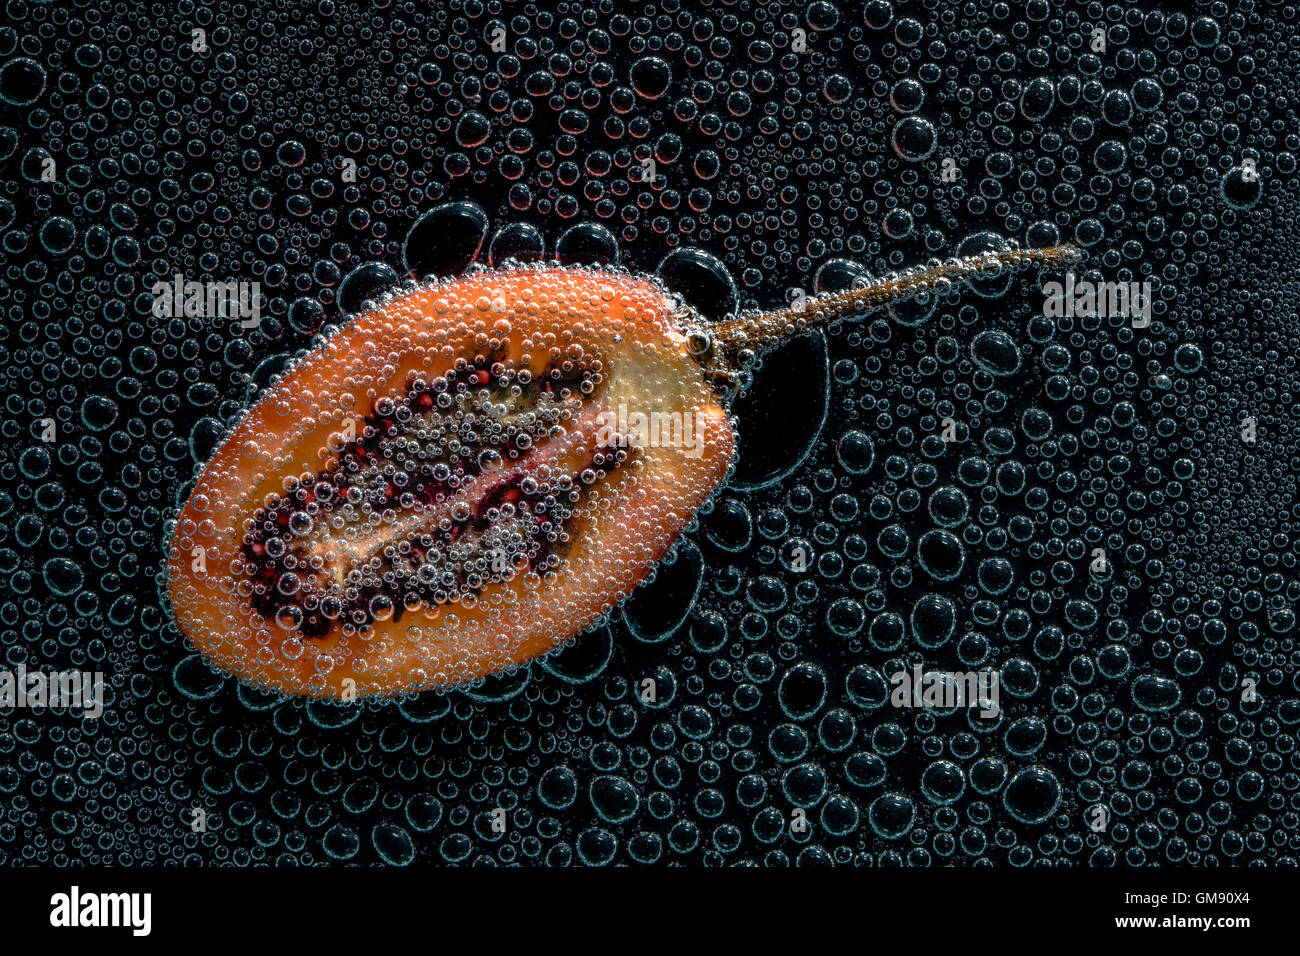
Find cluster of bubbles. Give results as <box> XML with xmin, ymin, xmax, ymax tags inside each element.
<box><xmin>0</xmin><ymin>0</ymin><xmax>1297</xmax><ymax>865</ymax></box>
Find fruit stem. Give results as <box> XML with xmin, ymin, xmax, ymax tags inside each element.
<box><xmin>695</xmin><ymin>243</ymin><xmax>1081</xmax><ymax>393</ymax></box>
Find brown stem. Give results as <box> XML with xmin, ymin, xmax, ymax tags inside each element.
<box><xmin>690</xmin><ymin>243</ymin><xmax>1081</xmax><ymax>394</ymax></box>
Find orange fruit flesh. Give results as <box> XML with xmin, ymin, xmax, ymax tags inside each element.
<box><xmin>166</xmin><ymin>267</ymin><xmax>735</xmax><ymax>698</ymax></box>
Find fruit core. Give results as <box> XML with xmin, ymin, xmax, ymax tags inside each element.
<box><xmin>241</xmin><ymin>348</ymin><xmax>626</xmax><ymax>640</ymax></box>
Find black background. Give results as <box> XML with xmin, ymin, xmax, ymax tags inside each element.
<box><xmin>0</xmin><ymin>0</ymin><xmax>1297</xmax><ymax>876</ymax></box>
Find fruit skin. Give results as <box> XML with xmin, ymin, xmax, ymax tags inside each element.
<box><xmin>167</xmin><ymin>265</ymin><xmax>735</xmax><ymax>699</ymax></box>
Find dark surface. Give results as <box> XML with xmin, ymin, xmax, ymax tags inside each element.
<box><xmin>0</xmin><ymin>0</ymin><xmax>1297</xmax><ymax>866</ymax></box>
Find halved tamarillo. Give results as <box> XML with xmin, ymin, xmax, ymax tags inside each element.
<box><xmin>167</xmin><ymin>243</ymin><xmax>1080</xmax><ymax>698</ymax></box>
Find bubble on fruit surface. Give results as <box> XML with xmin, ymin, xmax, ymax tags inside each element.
<box><xmin>0</xmin><ymin>0</ymin><xmax>1292</xmax><ymax>870</ymax></box>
